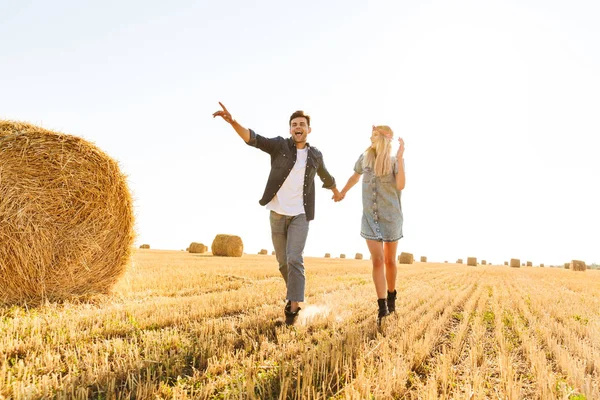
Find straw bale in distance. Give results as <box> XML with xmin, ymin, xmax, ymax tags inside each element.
<box><xmin>355</xmin><ymin>253</ymin><xmax>363</xmax><ymax>260</ymax></box>
<box><xmin>139</xmin><ymin>244</ymin><xmax>150</xmax><ymax>249</ymax></box>
<box><xmin>420</xmin><ymin>256</ymin><xmax>427</xmax><ymax>262</ymax></box>
<box><xmin>540</xmin><ymin>263</ymin><xmax>544</xmax><ymax>268</ymax></box>
<box><xmin>510</xmin><ymin>259</ymin><xmax>520</xmax><ymax>268</ymax></box>
<box><xmin>340</xmin><ymin>254</ymin><xmax>346</xmax><ymax>259</ymax></box>
<box><xmin>324</xmin><ymin>253</ymin><xmax>331</xmax><ymax>258</ymax></box>
<box><xmin>467</xmin><ymin>257</ymin><xmax>477</xmax><ymax>266</ymax></box>
<box><xmin>456</xmin><ymin>259</ymin><xmax>463</xmax><ymax>264</ymax></box>
<box><xmin>399</xmin><ymin>252</ymin><xmax>414</xmax><ymax>264</ymax></box>
<box><xmin>504</xmin><ymin>261</ymin><xmax>508</xmax><ymax>266</ymax></box>
<box><xmin>271</xmin><ymin>251</ymin><xmax>275</xmax><ymax>255</ymax></box>
<box><xmin>0</xmin><ymin>120</ymin><xmax>135</xmax><ymax>306</ymax></box>
<box><xmin>482</xmin><ymin>260</ymin><xmax>487</xmax><ymax>265</ymax></box>
<box><xmin>564</xmin><ymin>262</ymin><xmax>570</xmax><ymax>269</ymax></box>
<box><xmin>259</xmin><ymin>249</ymin><xmax>268</xmax><ymax>255</ymax></box>
<box><xmin>526</xmin><ymin>261</ymin><xmax>532</xmax><ymax>267</ymax></box>
<box><xmin>571</xmin><ymin>260</ymin><xmax>586</xmax><ymax>272</ymax></box>
<box><xmin>211</xmin><ymin>234</ymin><xmax>243</xmax><ymax>257</ymax></box>
<box><xmin>188</xmin><ymin>242</ymin><xmax>207</xmax><ymax>254</ymax></box>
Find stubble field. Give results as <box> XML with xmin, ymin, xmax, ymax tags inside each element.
<box><xmin>1</xmin><ymin>249</ymin><xmax>599</xmax><ymax>399</ymax></box>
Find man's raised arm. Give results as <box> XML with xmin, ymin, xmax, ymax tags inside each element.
<box><xmin>212</xmin><ymin>101</ymin><xmax>250</xmax><ymax>143</ymax></box>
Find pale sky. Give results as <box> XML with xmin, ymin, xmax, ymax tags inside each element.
<box><xmin>2</xmin><ymin>0</ymin><xmax>599</xmax><ymax>266</ymax></box>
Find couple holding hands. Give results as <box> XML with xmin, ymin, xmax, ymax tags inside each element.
<box><xmin>213</xmin><ymin>102</ymin><xmax>405</xmax><ymax>325</ymax></box>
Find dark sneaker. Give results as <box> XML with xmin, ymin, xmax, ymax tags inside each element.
<box><xmin>387</xmin><ymin>290</ymin><xmax>397</xmax><ymax>313</ymax></box>
<box><xmin>285</xmin><ymin>307</ymin><xmax>301</xmax><ymax>326</ymax></box>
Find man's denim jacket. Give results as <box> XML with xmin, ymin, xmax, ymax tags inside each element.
<box><xmin>247</xmin><ymin>129</ymin><xmax>336</xmax><ymax>221</ymax></box>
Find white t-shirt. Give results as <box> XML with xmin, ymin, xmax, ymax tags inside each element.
<box><xmin>267</xmin><ymin>148</ymin><xmax>307</xmax><ymax>216</ymax></box>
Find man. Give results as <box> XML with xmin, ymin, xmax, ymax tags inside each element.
<box><xmin>213</xmin><ymin>102</ymin><xmax>341</xmax><ymax>325</ymax></box>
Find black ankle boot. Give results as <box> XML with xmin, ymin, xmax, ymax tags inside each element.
<box><xmin>387</xmin><ymin>290</ymin><xmax>397</xmax><ymax>313</ymax></box>
<box><xmin>377</xmin><ymin>298</ymin><xmax>389</xmax><ymax>320</ymax></box>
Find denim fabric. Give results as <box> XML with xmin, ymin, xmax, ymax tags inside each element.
<box><xmin>246</xmin><ymin>129</ymin><xmax>336</xmax><ymax>221</ymax></box>
<box><xmin>354</xmin><ymin>154</ymin><xmax>403</xmax><ymax>242</ymax></box>
<box><xmin>269</xmin><ymin>211</ymin><xmax>310</xmax><ymax>302</ymax></box>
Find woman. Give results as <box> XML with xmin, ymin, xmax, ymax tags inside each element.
<box><xmin>339</xmin><ymin>125</ymin><xmax>405</xmax><ymax>322</ymax></box>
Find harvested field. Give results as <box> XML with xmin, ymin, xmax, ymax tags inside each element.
<box><xmin>1</xmin><ymin>250</ymin><xmax>599</xmax><ymax>399</ymax></box>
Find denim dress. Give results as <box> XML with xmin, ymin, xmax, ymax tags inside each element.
<box><xmin>354</xmin><ymin>154</ymin><xmax>403</xmax><ymax>242</ymax></box>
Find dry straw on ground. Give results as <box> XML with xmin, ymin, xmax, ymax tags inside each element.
<box><xmin>399</xmin><ymin>252</ymin><xmax>414</xmax><ymax>264</ymax></box>
<box><xmin>139</xmin><ymin>244</ymin><xmax>150</xmax><ymax>249</ymax></box>
<box><xmin>258</xmin><ymin>249</ymin><xmax>268</xmax><ymax>255</ymax></box>
<box><xmin>420</xmin><ymin>256</ymin><xmax>427</xmax><ymax>262</ymax></box>
<box><xmin>0</xmin><ymin>120</ymin><xmax>135</xmax><ymax>306</ymax></box>
<box><xmin>467</xmin><ymin>257</ymin><xmax>477</xmax><ymax>266</ymax></box>
<box><xmin>211</xmin><ymin>234</ymin><xmax>243</xmax><ymax>257</ymax></box>
<box><xmin>355</xmin><ymin>253</ymin><xmax>363</xmax><ymax>260</ymax></box>
<box><xmin>571</xmin><ymin>260</ymin><xmax>586</xmax><ymax>272</ymax></box>
<box><xmin>188</xmin><ymin>242</ymin><xmax>207</xmax><ymax>254</ymax></box>
<box><xmin>510</xmin><ymin>259</ymin><xmax>520</xmax><ymax>268</ymax></box>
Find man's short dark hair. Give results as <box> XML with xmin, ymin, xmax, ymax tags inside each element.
<box><xmin>289</xmin><ymin>110</ymin><xmax>310</xmax><ymax>127</ymax></box>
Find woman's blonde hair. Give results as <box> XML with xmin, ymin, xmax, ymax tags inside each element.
<box><xmin>363</xmin><ymin>125</ymin><xmax>393</xmax><ymax>177</ymax></box>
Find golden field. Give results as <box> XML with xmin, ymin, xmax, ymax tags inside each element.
<box><xmin>1</xmin><ymin>250</ymin><xmax>599</xmax><ymax>399</ymax></box>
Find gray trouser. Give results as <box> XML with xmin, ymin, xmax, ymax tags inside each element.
<box><xmin>269</xmin><ymin>211</ymin><xmax>310</xmax><ymax>302</ymax></box>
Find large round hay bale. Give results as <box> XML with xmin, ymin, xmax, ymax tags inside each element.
<box><xmin>526</xmin><ymin>261</ymin><xmax>532</xmax><ymax>267</ymax></box>
<box><xmin>0</xmin><ymin>120</ymin><xmax>134</xmax><ymax>306</ymax></box>
<box><xmin>504</xmin><ymin>261</ymin><xmax>509</xmax><ymax>266</ymax></box>
<box><xmin>510</xmin><ymin>259</ymin><xmax>520</xmax><ymax>268</ymax></box>
<box><xmin>259</xmin><ymin>249</ymin><xmax>268</xmax><ymax>255</ymax></box>
<box><xmin>481</xmin><ymin>260</ymin><xmax>487</xmax><ymax>265</ymax></box>
<box><xmin>211</xmin><ymin>234</ymin><xmax>243</xmax><ymax>257</ymax></box>
<box><xmin>564</xmin><ymin>262</ymin><xmax>570</xmax><ymax>269</ymax></box>
<box><xmin>456</xmin><ymin>259</ymin><xmax>463</xmax><ymax>264</ymax></box>
<box><xmin>340</xmin><ymin>254</ymin><xmax>346</xmax><ymax>259</ymax></box>
<box><xmin>324</xmin><ymin>253</ymin><xmax>331</xmax><ymax>258</ymax></box>
<box><xmin>467</xmin><ymin>257</ymin><xmax>477</xmax><ymax>266</ymax></box>
<box><xmin>355</xmin><ymin>253</ymin><xmax>363</xmax><ymax>260</ymax></box>
<box><xmin>420</xmin><ymin>256</ymin><xmax>427</xmax><ymax>262</ymax></box>
<box><xmin>399</xmin><ymin>252</ymin><xmax>414</xmax><ymax>264</ymax></box>
<box><xmin>571</xmin><ymin>260</ymin><xmax>586</xmax><ymax>272</ymax></box>
<box><xmin>188</xmin><ymin>242</ymin><xmax>207</xmax><ymax>254</ymax></box>
<box><xmin>139</xmin><ymin>244</ymin><xmax>150</xmax><ymax>249</ymax></box>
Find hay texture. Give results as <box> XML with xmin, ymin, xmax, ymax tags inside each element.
<box><xmin>510</xmin><ymin>259</ymin><xmax>520</xmax><ymax>268</ymax></box>
<box><xmin>420</xmin><ymin>256</ymin><xmax>427</xmax><ymax>262</ymax></box>
<box><xmin>340</xmin><ymin>254</ymin><xmax>346</xmax><ymax>259</ymax></box>
<box><xmin>571</xmin><ymin>260</ymin><xmax>586</xmax><ymax>272</ymax></box>
<box><xmin>526</xmin><ymin>261</ymin><xmax>532</xmax><ymax>267</ymax></box>
<box><xmin>211</xmin><ymin>234</ymin><xmax>243</xmax><ymax>257</ymax></box>
<box><xmin>564</xmin><ymin>263</ymin><xmax>570</xmax><ymax>269</ymax></box>
<box><xmin>399</xmin><ymin>252</ymin><xmax>414</xmax><ymax>264</ymax></box>
<box><xmin>259</xmin><ymin>249</ymin><xmax>268</xmax><ymax>255</ymax></box>
<box><xmin>456</xmin><ymin>259</ymin><xmax>463</xmax><ymax>264</ymax></box>
<box><xmin>355</xmin><ymin>253</ymin><xmax>363</xmax><ymax>260</ymax></box>
<box><xmin>482</xmin><ymin>260</ymin><xmax>487</xmax><ymax>265</ymax></box>
<box><xmin>0</xmin><ymin>120</ymin><xmax>134</xmax><ymax>306</ymax></box>
<box><xmin>188</xmin><ymin>242</ymin><xmax>207</xmax><ymax>254</ymax></box>
<box><xmin>139</xmin><ymin>244</ymin><xmax>150</xmax><ymax>249</ymax></box>
<box><xmin>467</xmin><ymin>257</ymin><xmax>477</xmax><ymax>266</ymax></box>
<box><xmin>324</xmin><ymin>253</ymin><xmax>331</xmax><ymax>258</ymax></box>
